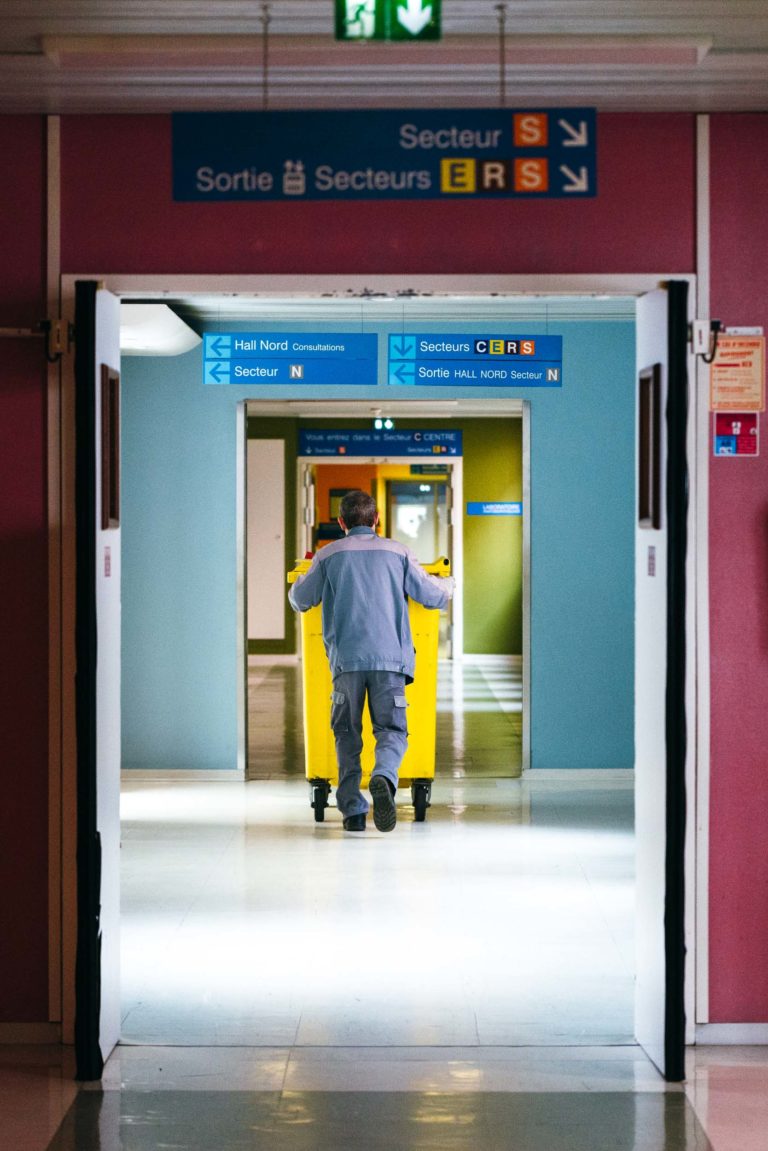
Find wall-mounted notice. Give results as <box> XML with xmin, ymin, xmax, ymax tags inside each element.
<box><xmin>173</xmin><ymin>108</ymin><xmax>596</xmax><ymax>202</ymax></box>
<box><xmin>710</xmin><ymin>335</ymin><xmax>765</xmax><ymax>412</ymax></box>
<box><xmin>713</xmin><ymin>412</ymin><xmax>759</xmax><ymax>457</ymax></box>
<box><xmin>202</xmin><ymin>332</ymin><xmax>378</xmax><ymax>386</ymax></box>
<box><xmin>466</xmin><ymin>502</ymin><xmax>523</xmax><ymax>516</ymax></box>
<box><xmin>298</xmin><ymin>429</ymin><xmax>462</xmax><ymax>456</ymax></box>
<box><xmin>387</xmin><ymin>333</ymin><xmax>562</xmax><ymax>387</ymax></box>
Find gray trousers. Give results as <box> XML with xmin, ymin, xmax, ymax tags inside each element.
<box><xmin>330</xmin><ymin>670</ymin><xmax>409</xmax><ymax>817</ymax></box>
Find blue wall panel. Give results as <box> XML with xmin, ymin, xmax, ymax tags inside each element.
<box><xmin>122</xmin><ymin>316</ymin><xmax>634</xmax><ymax>772</ymax></box>
<box><xmin>527</xmin><ymin>323</ymin><xmax>635</xmax><ymax>769</ymax></box>
<box><xmin>121</xmin><ymin>355</ymin><xmax>238</xmax><ymax>771</ymax></box>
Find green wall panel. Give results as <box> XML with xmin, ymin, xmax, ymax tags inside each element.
<box><xmin>463</xmin><ymin>420</ymin><xmax>523</xmax><ymax>655</ymax></box>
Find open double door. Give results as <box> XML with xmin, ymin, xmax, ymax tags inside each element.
<box><xmin>72</xmin><ymin>281</ymin><xmax>691</xmax><ymax>1082</ymax></box>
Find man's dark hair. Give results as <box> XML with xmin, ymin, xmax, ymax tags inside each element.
<box><xmin>339</xmin><ymin>490</ymin><xmax>378</xmax><ymax>528</ymax></box>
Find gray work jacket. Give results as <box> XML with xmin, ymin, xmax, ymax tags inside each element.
<box><xmin>288</xmin><ymin>527</ymin><xmax>454</xmax><ymax>682</ymax></box>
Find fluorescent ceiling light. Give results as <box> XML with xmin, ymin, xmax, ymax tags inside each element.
<box><xmin>120</xmin><ymin>303</ymin><xmax>201</xmax><ymax>356</ymax></box>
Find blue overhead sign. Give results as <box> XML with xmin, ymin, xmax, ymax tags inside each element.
<box><xmin>298</xmin><ymin>429</ymin><xmax>462</xmax><ymax>456</ymax></box>
<box><xmin>388</xmin><ymin>333</ymin><xmax>563</xmax><ymax>387</ymax></box>
<box><xmin>173</xmin><ymin>108</ymin><xmax>596</xmax><ymax>202</ymax></box>
<box><xmin>202</xmin><ymin>332</ymin><xmax>378</xmax><ymax>386</ymax></box>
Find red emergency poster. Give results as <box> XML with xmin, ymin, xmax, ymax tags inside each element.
<box><xmin>713</xmin><ymin>412</ymin><xmax>759</xmax><ymax>457</ymax></box>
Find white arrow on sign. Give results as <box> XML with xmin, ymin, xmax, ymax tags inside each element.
<box><xmin>560</xmin><ymin>165</ymin><xmax>590</xmax><ymax>193</ymax></box>
<box><xmin>397</xmin><ymin>0</ymin><xmax>432</xmax><ymax>35</ymax></box>
<box><xmin>558</xmin><ymin>118</ymin><xmax>589</xmax><ymax>147</ymax></box>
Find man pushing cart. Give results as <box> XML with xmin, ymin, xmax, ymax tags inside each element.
<box><xmin>288</xmin><ymin>489</ymin><xmax>454</xmax><ymax>833</ymax></box>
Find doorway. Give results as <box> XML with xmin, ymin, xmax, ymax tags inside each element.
<box><xmin>66</xmin><ymin>273</ymin><xmax>700</xmax><ymax>1081</ymax></box>
<box><xmin>122</xmin><ymin>366</ymin><xmax>628</xmax><ymax>1048</ymax></box>
<box><xmin>243</xmin><ymin>408</ymin><xmax>528</xmax><ymax>791</ymax></box>
<box><xmin>294</xmin><ymin>454</ymin><xmax>461</xmax><ymax>658</ymax></box>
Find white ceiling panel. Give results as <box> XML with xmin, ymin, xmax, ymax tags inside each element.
<box><xmin>1</xmin><ymin>2</ymin><xmax>767</xmax><ymax>112</ymax></box>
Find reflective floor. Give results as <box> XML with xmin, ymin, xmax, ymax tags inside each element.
<box><xmin>8</xmin><ymin>657</ymin><xmax>766</xmax><ymax>1150</ymax></box>
<box><xmin>247</xmin><ymin>655</ymin><xmax>523</xmax><ymax>779</ymax></box>
<box><xmin>122</xmin><ymin>657</ymin><xmax>623</xmax><ymax>1047</ymax></box>
<box><xmin>120</xmin><ymin>775</ymin><xmax>634</xmax><ymax>1047</ymax></box>
<box><xmin>6</xmin><ymin>1043</ymin><xmax>768</xmax><ymax>1151</ymax></box>
<box><xmin>46</xmin><ymin>1086</ymin><xmax>711</xmax><ymax>1151</ymax></box>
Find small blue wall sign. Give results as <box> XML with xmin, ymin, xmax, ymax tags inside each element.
<box><xmin>467</xmin><ymin>502</ymin><xmax>523</xmax><ymax>516</ymax></box>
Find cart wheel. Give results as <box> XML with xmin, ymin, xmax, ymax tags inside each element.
<box><xmin>412</xmin><ymin>782</ymin><xmax>430</xmax><ymax>823</ymax></box>
<box><xmin>309</xmin><ymin>780</ymin><xmax>330</xmax><ymax>822</ymax></box>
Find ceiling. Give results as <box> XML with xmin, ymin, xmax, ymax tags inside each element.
<box><xmin>163</xmin><ymin>293</ymin><xmax>638</xmax><ymax>329</ymax></box>
<box><xmin>2</xmin><ymin>1</ymin><xmax>768</xmax><ymax>114</ymax></box>
<box><xmin>120</xmin><ymin>293</ymin><xmax>636</xmax><ymax>355</ymax></box>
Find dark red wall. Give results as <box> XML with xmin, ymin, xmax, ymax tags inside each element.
<box><xmin>6</xmin><ymin>107</ymin><xmax>768</xmax><ymax>1027</ymax></box>
<box><xmin>61</xmin><ymin>113</ymin><xmax>695</xmax><ymax>274</ymax></box>
<box><xmin>0</xmin><ymin>116</ymin><xmax>49</xmax><ymax>1021</ymax></box>
<box><xmin>709</xmin><ymin>114</ymin><xmax>768</xmax><ymax>1023</ymax></box>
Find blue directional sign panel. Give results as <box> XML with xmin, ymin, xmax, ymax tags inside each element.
<box><xmin>202</xmin><ymin>332</ymin><xmax>378</xmax><ymax>386</ymax></box>
<box><xmin>467</xmin><ymin>502</ymin><xmax>523</xmax><ymax>516</ymax></box>
<box><xmin>388</xmin><ymin>333</ymin><xmax>563</xmax><ymax>387</ymax></box>
<box><xmin>173</xmin><ymin>108</ymin><xmax>596</xmax><ymax>202</ymax></box>
<box><xmin>298</xmin><ymin>429</ymin><xmax>462</xmax><ymax>456</ymax></box>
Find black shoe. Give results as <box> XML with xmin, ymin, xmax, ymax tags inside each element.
<box><xmin>343</xmin><ymin>813</ymin><xmax>366</xmax><ymax>832</ymax></box>
<box><xmin>369</xmin><ymin>775</ymin><xmax>397</xmax><ymax>833</ymax></box>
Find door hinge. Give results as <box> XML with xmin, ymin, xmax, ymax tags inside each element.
<box><xmin>41</xmin><ymin>318</ymin><xmax>75</xmax><ymax>363</ymax></box>
<box><xmin>0</xmin><ymin>317</ymin><xmax>74</xmax><ymax>363</ymax></box>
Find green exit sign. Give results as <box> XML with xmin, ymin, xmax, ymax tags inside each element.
<box><xmin>335</xmin><ymin>0</ymin><xmax>441</xmax><ymax>42</ymax></box>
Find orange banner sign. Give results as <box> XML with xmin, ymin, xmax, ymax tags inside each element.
<box><xmin>710</xmin><ymin>335</ymin><xmax>765</xmax><ymax>412</ymax></box>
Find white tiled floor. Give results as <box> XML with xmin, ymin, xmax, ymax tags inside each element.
<box><xmin>122</xmin><ymin>656</ymin><xmax>633</xmax><ymax>1048</ymax></box>
<box><xmin>100</xmin><ymin>1042</ymin><xmax>669</xmax><ymax>1094</ymax></box>
<box><xmin>120</xmin><ymin>774</ymin><xmax>635</xmax><ymax>1048</ymax></box>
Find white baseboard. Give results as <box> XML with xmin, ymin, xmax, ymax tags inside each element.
<box><xmin>0</xmin><ymin>1022</ymin><xmax>62</xmax><ymax>1044</ymax></box>
<box><xmin>121</xmin><ymin>770</ymin><xmax>245</xmax><ymax>781</ymax></box>
<box><xmin>696</xmin><ymin>1023</ymin><xmax>768</xmax><ymax>1045</ymax></box>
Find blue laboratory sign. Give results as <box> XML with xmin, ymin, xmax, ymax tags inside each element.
<box><xmin>388</xmin><ymin>333</ymin><xmax>563</xmax><ymax>387</ymax></box>
<box><xmin>298</xmin><ymin>429</ymin><xmax>462</xmax><ymax>457</ymax></box>
<box><xmin>202</xmin><ymin>332</ymin><xmax>378</xmax><ymax>386</ymax></box>
<box><xmin>173</xmin><ymin>108</ymin><xmax>596</xmax><ymax>202</ymax></box>
<box><xmin>467</xmin><ymin>502</ymin><xmax>523</xmax><ymax>516</ymax></box>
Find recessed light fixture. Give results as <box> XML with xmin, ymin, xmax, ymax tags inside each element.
<box><xmin>120</xmin><ymin>304</ymin><xmax>202</xmax><ymax>356</ymax></box>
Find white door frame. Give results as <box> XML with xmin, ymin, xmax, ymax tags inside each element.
<box><xmin>56</xmin><ymin>271</ymin><xmax>704</xmax><ymax>1052</ymax></box>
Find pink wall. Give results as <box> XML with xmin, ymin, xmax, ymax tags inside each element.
<box><xmin>5</xmin><ymin>108</ymin><xmax>768</xmax><ymax>1027</ymax></box>
<box><xmin>0</xmin><ymin>116</ymin><xmax>49</xmax><ymax>1021</ymax></box>
<box><xmin>61</xmin><ymin>113</ymin><xmax>695</xmax><ymax>274</ymax></box>
<box><xmin>709</xmin><ymin>114</ymin><xmax>768</xmax><ymax>1022</ymax></box>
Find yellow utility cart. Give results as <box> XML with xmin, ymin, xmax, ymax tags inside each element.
<box><xmin>287</xmin><ymin>556</ymin><xmax>451</xmax><ymax>822</ymax></box>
